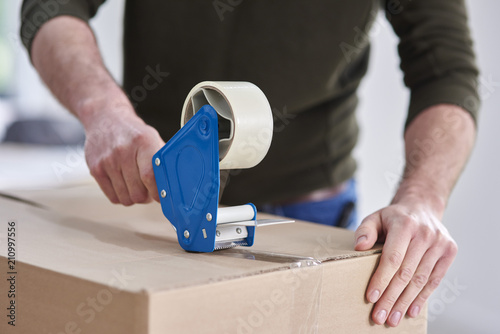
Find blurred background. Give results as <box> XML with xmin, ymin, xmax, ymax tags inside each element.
<box><xmin>0</xmin><ymin>1</ymin><xmax>498</xmax><ymax>332</ymax></box>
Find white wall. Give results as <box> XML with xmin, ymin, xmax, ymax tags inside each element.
<box><xmin>3</xmin><ymin>0</ymin><xmax>499</xmax><ymax>332</ymax></box>
<box><xmin>355</xmin><ymin>1</ymin><xmax>500</xmax><ymax>333</ymax></box>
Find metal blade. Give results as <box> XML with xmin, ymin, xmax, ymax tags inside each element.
<box><xmin>217</xmin><ymin>218</ymin><xmax>294</xmax><ymax>227</ymax></box>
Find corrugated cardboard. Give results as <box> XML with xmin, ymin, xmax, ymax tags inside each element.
<box><xmin>0</xmin><ymin>183</ymin><xmax>427</xmax><ymax>333</ymax></box>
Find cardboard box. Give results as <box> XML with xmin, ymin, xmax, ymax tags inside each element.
<box><xmin>0</xmin><ymin>183</ymin><xmax>427</xmax><ymax>333</ymax></box>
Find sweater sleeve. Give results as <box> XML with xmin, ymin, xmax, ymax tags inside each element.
<box><xmin>20</xmin><ymin>0</ymin><xmax>106</xmax><ymax>56</ymax></box>
<box><xmin>384</xmin><ymin>0</ymin><xmax>480</xmax><ymax>128</ymax></box>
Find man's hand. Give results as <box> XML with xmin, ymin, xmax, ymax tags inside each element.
<box><xmin>354</xmin><ymin>191</ymin><xmax>457</xmax><ymax>326</ymax></box>
<box><xmin>84</xmin><ymin>106</ymin><xmax>165</xmax><ymax>206</ymax></box>
<box><xmin>353</xmin><ymin>104</ymin><xmax>476</xmax><ymax>327</ymax></box>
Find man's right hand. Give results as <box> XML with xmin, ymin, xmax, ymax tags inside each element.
<box><xmin>83</xmin><ymin>103</ymin><xmax>165</xmax><ymax>206</ymax></box>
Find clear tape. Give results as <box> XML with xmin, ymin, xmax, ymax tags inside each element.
<box><xmin>215</xmin><ymin>248</ymin><xmax>322</xmax><ymax>267</ymax></box>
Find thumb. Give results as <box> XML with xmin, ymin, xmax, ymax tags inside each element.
<box><xmin>137</xmin><ymin>136</ymin><xmax>165</xmax><ymax>203</ymax></box>
<box><xmin>354</xmin><ymin>211</ymin><xmax>382</xmax><ymax>251</ymax></box>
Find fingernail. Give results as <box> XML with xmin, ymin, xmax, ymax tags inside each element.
<box><xmin>410</xmin><ymin>306</ymin><xmax>420</xmax><ymax>317</ymax></box>
<box><xmin>356</xmin><ymin>235</ymin><xmax>367</xmax><ymax>246</ymax></box>
<box><xmin>390</xmin><ymin>311</ymin><xmax>402</xmax><ymax>325</ymax></box>
<box><xmin>375</xmin><ymin>309</ymin><xmax>387</xmax><ymax>324</ymax></box>
<box><xmin>368</xmin><ymin>289</ymin><xmax>380</xmax><ymax>303</ymax></box>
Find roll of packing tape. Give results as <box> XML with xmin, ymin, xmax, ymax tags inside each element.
<box><xmin>181</xmin><ymin>81</ymin><xmax>273</xmax><ymax>170</ymax></box>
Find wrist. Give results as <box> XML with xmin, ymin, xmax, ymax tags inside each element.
<box><xmin>391</xmin><ymin>180</ymin><xmax>447</xmax><ymax>219</ymax></box>
<box><xmin>75</xmin><ymin>85</ymin><xmax>140</xmax><ymax>130</ymax></box>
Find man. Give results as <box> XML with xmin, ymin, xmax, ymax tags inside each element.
<box><xmin>20</xmin><ymin>0</ymin><xmax>479</xmax><ymax>327</ymax></box>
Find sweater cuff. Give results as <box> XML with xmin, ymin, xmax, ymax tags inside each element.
<box><xmin>406</xmin><ymin>73</ymin><xmax>480</xmax><ymax>129</ymax></box>
<box><xmin>20</xmin><ymin>1</ymin><xmax>93</xmax><ymax>57</ymax></box>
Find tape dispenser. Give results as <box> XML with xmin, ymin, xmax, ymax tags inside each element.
<box><xmin>153</xmin><ymin>82</ymin><xmax>293</xmax><ymax>252</ymax></box>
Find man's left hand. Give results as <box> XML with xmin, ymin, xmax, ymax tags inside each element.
<box><xmin>354</xmin><ymin>193</ymin><xmax>457</xmax><ymax>327</ymax></box>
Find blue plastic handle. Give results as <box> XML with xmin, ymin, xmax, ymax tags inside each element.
<box><xmin>152</xmin><ymin>105</ymin><xmax>220</xmax><ymax>252</ymax></box>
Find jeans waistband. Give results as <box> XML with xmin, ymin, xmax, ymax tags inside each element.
<box><xmin>273</xmin><ymin>181</ymin><xmax>349</xmax><ymax>206</ymax></box>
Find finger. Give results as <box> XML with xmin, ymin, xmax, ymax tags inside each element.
<box><xmin>366</xmin><ymin>223</ymin><xmax>413</xmax><ymax>325</ymax></box>
<box><xmin>387</xmin><ymin>247</ymin><xmax>441</xmax><ymax>325</ymax></box>
<box><xmin>106</xmin><ymin>165</ymin><xmax>133</xmax><ymax>206</ymax></box>
<box><xmin>137</xmin><ymin>140</ymin><xmax>164</xmax><ymax>202</ymax></box>
<box><xmin>121</xmin><ymin>151</ymin><xmax>151</xmax><ymax>204</ymax></box>
<box><xmin>88</xmin><ymin>163</ymin><xmax>120</xmax><ymax>204</ymax></box>
<box><xmin>408</xmin><ymin>247</ymin><xmax>457</xmax><ymax>318</ymax></box>
<box><xmin>137</xmin><ymin>153</ymin><xmax>159</xmax><ymax>202</ymax></box>
<box><xmin>374</xmin><ymin>243</ymin><xmax>428</xmax><ymax>327</ymax></box>
<box><xmin>354</xmin><ymin>212</ymin><xmax>383</xmax><ymax>251</ymax></box>
<box><xmin>94</xmin><ymin>174</ymin><xmax>120</xmax><ymax>204</ymax></box>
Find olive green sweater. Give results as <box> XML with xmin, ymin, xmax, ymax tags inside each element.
<box><xmin>21</xmin><ymin>0</ymin><xmax>479</xmax><ymax>205</ymax></box>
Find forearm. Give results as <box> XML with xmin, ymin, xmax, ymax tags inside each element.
<box><xmin>31</xmin><ymin>16</ymin><xmax>136</xmax><ymax>128</ymax></box>
<box><xmin>393</xmin><ymin>104</ymin><xmax>476</xmax><ymax>218</ymax></box>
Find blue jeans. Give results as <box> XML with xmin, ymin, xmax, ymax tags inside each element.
<box><xmin>259</xmin><ymin>179</ymin><xmax>358</xmax><ymax>230</ymax></box>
